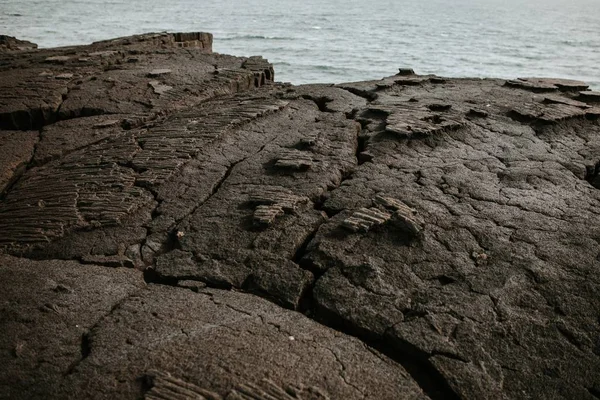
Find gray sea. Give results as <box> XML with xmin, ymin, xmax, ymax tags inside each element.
<box><xmin>1</xmin><ymin>0</ymin><xmax>599</xmax><ymax>88</ymax></box>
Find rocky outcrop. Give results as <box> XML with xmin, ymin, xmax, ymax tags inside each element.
<box><xmin>0</xmin><ymin>255</ymin><xmax>145</xmax><ymax>400</ymax></box>
<box><xmin>0</xmin><ymin>34</ymin><xmax>599</xmax><ymax>400</ymax></box>
<box><xmin>0</xmin><ymin>32</ymin><xmax>270</xmax><ymax>130</ymax></box>
<box><xmin>0</xmin><ymin>35</ymin><xmax>37</xmax><ymax>52</ymax></box>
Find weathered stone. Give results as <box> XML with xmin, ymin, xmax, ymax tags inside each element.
<box><xmin>467</xmin><ymin>108</ymin><xmax>489</xmax><ymax>118</ymax></box>
<box><xmin>305</xmin><ymin>74</ymin><xmax>600</xmax><ymax>399</ymax></box>
<box><xmin>273</xmin><ymin>150</ymin><xmax>314</xmax><ymax>170</ymax></box>
<box><xmin>55</xmin><ymin>73</ymin><xmax>74</xmax><ymax>80</ymax></box>
<box><xmin>397</xmin><ymin>68</ymin><xmax>415</xmax><ymax>76</ymax></box>
<box><xmin>148</xmin><ymin>80</ymin><xmax>173</xmax><ymax>95</ymax></box>
<box><xmin>586</xmin><ymin>107</ymin><xmax>600</xmax><ymax>119</ymax></box>
<box><xmin>342</xmin><ymin>207</ymin><xmax>391</xmax><ymax>233</ymax></box>
<box><xmin>1</xmin><ymin>32</ymin><xmax>599</xmax><ymax>400</ymax></box>
<box><xmin>253</xmin><ymin>204</ymin><xmax>285</xmax><ymax>226</ymax></box>
<box><xmin>394</xmin><ymin>76</ymin><xmax>429</xmax><ymax>86</ymax></box>
<box><xmin>543</xmin><ymin>95</ymin><xmax>590</xmax><ymax>108</ymax></box>
<box><xmin>385</xmin><ymin>107</ymin><xmax>464</xmax><ymax>137</ymax></box>
<box><xmin>430</xmin><ymin>77</ymin><xmax>447</xmax><ymax>84</ymax></box>
<box><xmin>0</xmin><ymin>32</ymin><xmax>273</xmax><ymax>130</ymax></box>
<box><xmin>242</xmin><ymin>56</ymin><xmax>275</xmax><ymax>84</ymax></box>
<box><xmin>247</xmin><ymin>186</ymin><xmax>309</xmax><ymax>212</ymax></box>
<box><xmin>0</xmin><ymin>69</ymin><xmax>67</xmax><ymax>130</ymax></box>
<box><xmin>44</xmin><ymin>55</ymin><xmax>71</xmax><ymax>64</ymax></box>
<box><xmin>55</xmin><ymin>285</ymin><xmax>426</xmax><ymax>399</ymax></box>
<box><xmin>373</xmin><ymin>194</ymin><xmax>417</xmax><ymax>216</ymax></box>
<box><xmin>509</xmin><ymin>102</ymin><xmax>586</xmax><ymax>123</ymax></box>
<box><xmin>144</xmin><ymin>371</ymin><xmax>223</xmax><ymax>400</ymax></box>
<box><xmin>173</xmin><ymin>32</ymin><xmax>213</xmax><ymax>51</ymax></box>
<box><xmin>147</xmin><ymin>68</ymin><xmax>172</xmax><ymax>77</ymax></box>
<box><xmin>0</xmin><ymin>35</ymin><xmax>37</xmax><ymax>52</ymax></box>
<box><xmin>291</xmin><ymin>84</ymin><xmax>368</xmax><ymax>115</ymax></box>
<box><xmin>579</xmin><ymin>91</ymin><xmax>600</xmax><ymax>103</ymax></box>
<box><xmin>33</xmin><ymin>115</ymin><xmax>128</xmax><ymax>165</ymax></box>
<box><xmin>0</xmin><ymin>255</ymin><xmax>145</xmax><ymax>400</ymax></box>
<box><xmin>148</xmin><ymin>93</ymin><xmax>357</xmax><ymax>307</ymax></box>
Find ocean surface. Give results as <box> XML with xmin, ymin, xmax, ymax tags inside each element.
<box><xmin>1</xmin><ymin>0</ymin><xmax>599</xmax><ymax>88</ymax></box>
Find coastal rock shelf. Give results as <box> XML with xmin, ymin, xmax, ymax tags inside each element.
<box><xmin>0</xmin><ymin>33</ymin><xmax>599</xmax><ymax>400</ymax></box>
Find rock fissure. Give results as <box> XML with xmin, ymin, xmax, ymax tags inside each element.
<box><xmin>589</xmin><ymin>387</ymin><xmax>600</xmax><ymax>399</ymax></box>
<box><xmin>307</xmin><ymin>299</ymin><xmax>460</xmax><ymax>400</ymax></box>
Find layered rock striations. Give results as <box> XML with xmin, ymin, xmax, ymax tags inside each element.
<box><xmin>0</xmin><ymin>33</ymin><xmax>599</xmax><ymax>400</ymax></box>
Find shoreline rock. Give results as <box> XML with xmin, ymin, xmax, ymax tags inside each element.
<box><xmin>1</xmin><ymin>33</ymin><xmax>599</xmax><ymax>400</ymax></box>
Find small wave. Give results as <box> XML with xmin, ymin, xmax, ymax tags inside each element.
<box><xmin>220</xmin><ymin>34</ymin><xmax>294</xmax><ymax>41</ymax></box>
<box><xmin>279</xmin><ymin>62</ymin><xmax>366</xmax><ymax>73</ymax></box>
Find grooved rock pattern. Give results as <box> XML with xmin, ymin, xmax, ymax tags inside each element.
<box><xmin>0</xmin><ymin>34</ymin><xmax>599</xmax><ymax>400</ymax></box>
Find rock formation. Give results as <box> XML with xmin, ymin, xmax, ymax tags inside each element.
<box><xmin>0</xmin><ymin>33</ymin><xmax>599</xmax><ymax>400</ymax></box>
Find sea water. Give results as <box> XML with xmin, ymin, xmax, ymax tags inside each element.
<box><xmin>1</xmin><ymin>0</ymin><xmax>598</xmax><ymax>88</ymax></box>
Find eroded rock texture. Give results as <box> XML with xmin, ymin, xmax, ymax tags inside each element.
<box><xmin>0</xmin><ymin>255</ymin><xmax>145</xmax><ymax>400</ymax></box>
<box><xmin>0</xmin><ymin>35</ymin><xmax>37</xmax><ymax>52</ymax></box>
<box><xmin>1</xmin><ymin>35</ymin><xmax>599</xmax><ymax>400</ymax></box>
<box><xmin>57</xmin><ymin>285</ymin><xmax>426</xmax><ymax>400</ymax></box>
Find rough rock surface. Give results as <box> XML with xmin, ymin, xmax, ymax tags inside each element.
<box><xmin>1</xmin><ymin>34</ymin><xmax>599</xmax><ymax>400</ymax></box>
<box><xmin>57</xmin><ymin>285</ymin><xmax>427</xmax><ymax>400</ymax></box>
<box><xmin>0</xmin><ymin>35</ymin><xmax>37</xmax><ymax>52</ymax></box>
<box><xmin>0</xmin><ymin>255</ymin><xmax>145</xmax><ymax>400</ymax></box>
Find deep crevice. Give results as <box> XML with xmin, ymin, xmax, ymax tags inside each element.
<box><xmin>143</xmin><ymin>267</ymin><xmax>179</xmax><ymax>286</ymax></box>
<box><xmin>356</xmin><ymin>135</ymin><xmax>369</xmax><ymax>165</ymax></box>
<box><xmin>77</xmin><ymin>256</ymin><xmax>136</xmax><ymax>269</ymax></box>
<box><xmin>311</xmin><ymin>304</ymin><xmax>460</xmax><ymax>400</ymax></box>
<box><xmin>585</xmin><ymin>160</ymin><xmax>600</xmax><ymax>189</ymax></box>
<box><xmin>355</xmin><ymin>108</ymin><xmax>389</xmax><ymax>136</ymax></box>
<box><xmin>300</xmin><ymin>94</ymin><xmax>335</xmax><ymax>113</ymax></box>
<box><xmin>80</xmin><ymin>332</ymin><xmax>91</xmax><ymax>361</ymax></box>
<box><xmin>588</xmin><ymin>387</ymin><xmax>600</xmax><ymax>400</ymax></box>
<box><xmin>312</xmin><ymin>193</ymin><xmax>341</xmax><ymax>218</ymax></box>
<box><xmin>144</xmin><ymin>225</ymin><xmax>457</xmax><ymax>400</ymax></box>
<box><xmin>64</xmin><ymin>331</ymin><xmax>91</xmax><ymax>375</ymax></box>
<box><xmin>62</xmin><ymin>291</ymin><xmax>138</xmax><ymax>376</ymax></box>
<box><xmin>292</xmin><ymin>225</ymin><xmax>321</xmax><ymax>270</ymax></box>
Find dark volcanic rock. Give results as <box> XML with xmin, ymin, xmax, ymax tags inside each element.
<box><xmin>505</xmin><ymin>77</ymin><xmax>589</xmax><ymax>92</ymax></box>
<box><xmin>0</xmin><ymin>35</ymin><xmax>37</xmax><ymax>52</ymax></box>
<box><xmin>0</xmin><ymin>32</ymin><xmax>270</xmax><ymax>130</ymax></box>
<box><xmin>304</xmin><ymin>78</ymin><xmax>600</xmax><ymax>399</ymax></box>
<box><xmin>579</xmin><ymin>91</ymin><xmax>600</xmax><ymax>103</ymax></box>
<box><xmin>56</xmin><ymin>285</ymin><xmax>426</xmax><ymax>399</ymax></box>
<box><xmin>0</xmin><ymin>255</ymin><xmax>145</xmax><ymax>400</ymax></box>
<box><xmin>1</xmin><ymin>33</ymin><xmax>599</xmax><ymax>400</ymax></box>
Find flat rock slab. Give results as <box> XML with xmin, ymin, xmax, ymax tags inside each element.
<box><xmin>305</xmin><ymin>77</ymin><xmax>600</xmax><ymax>399</ymax></box>
<box><xmin>57</xmin><ymin>285</ymin><xmax>426</xmax><ymax>400</ymax></box>
<box><xmin>506</xmin><ymin>77</ymin><xmax>589</xmax><ymax>92</ymax></box>
<box><xmin>0</xmin><ymin>255</ymin><xmax>145</xmax><ymax>400</ymax></box>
